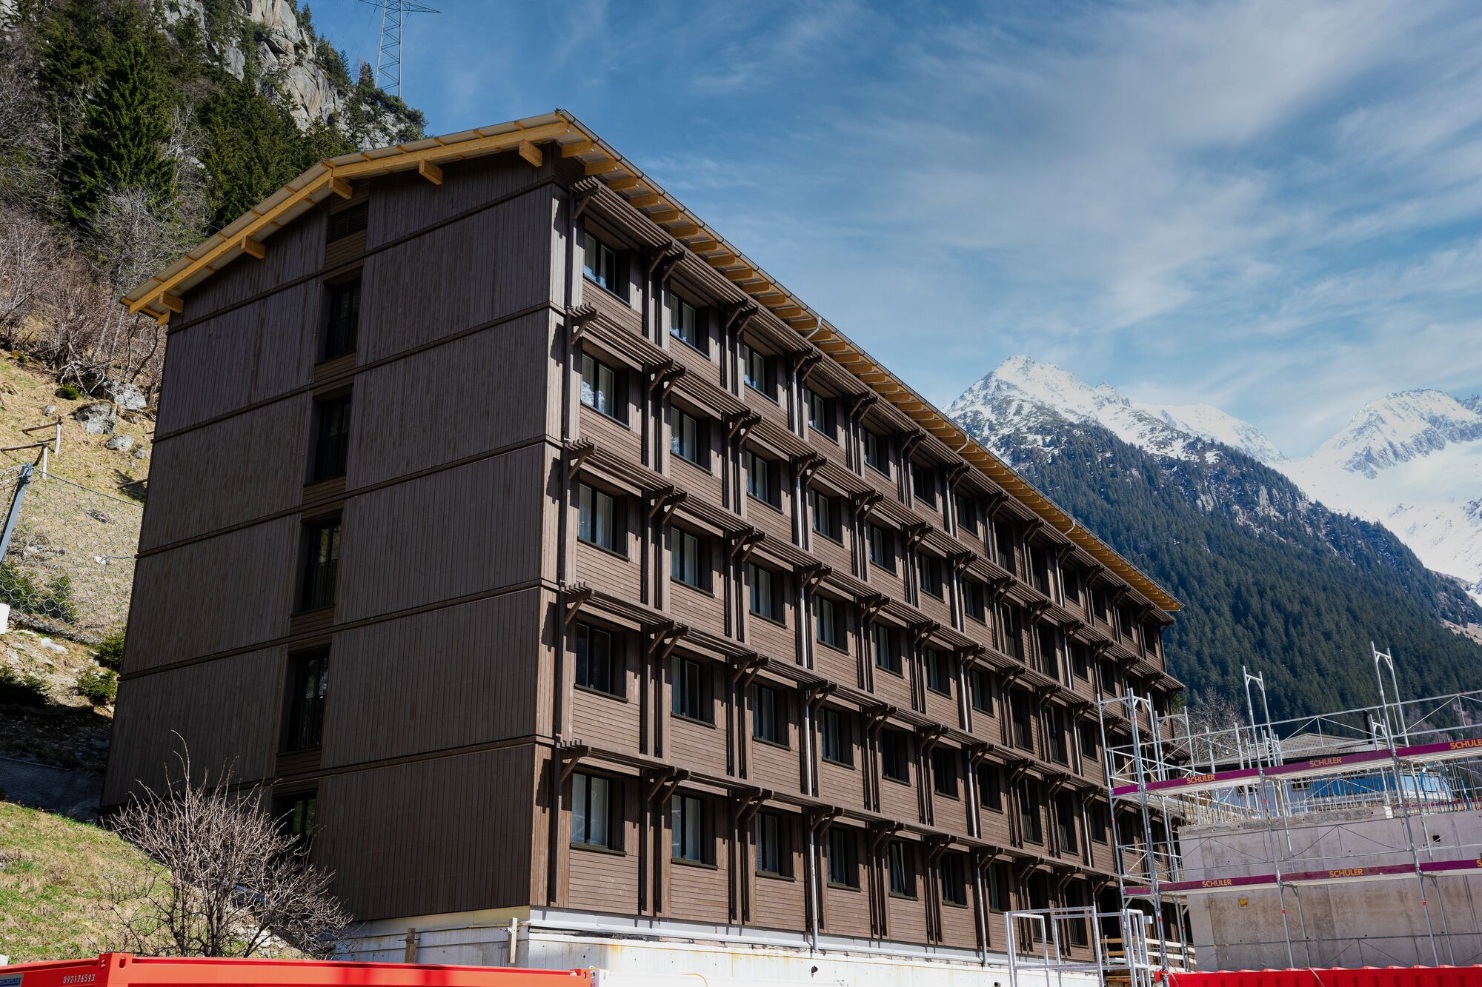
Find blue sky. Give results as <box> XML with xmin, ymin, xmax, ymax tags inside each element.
<box><xmin>308</xmin><ymin>0</ymin><xmax>1482</xmax><ymax>455</ymax></box>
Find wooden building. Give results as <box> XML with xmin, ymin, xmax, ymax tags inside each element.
<box><xmin>110</xmin><ymin>111</ymin><xmax>1182</xmax><ymax>964</ymax></box>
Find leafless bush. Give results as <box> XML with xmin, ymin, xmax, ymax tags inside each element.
<box><xmin>1185</xmin><ymin>690</ymin><xmax>1247</xmax><ymax>736</ymax></box>
<box><xmin>0</xmin><ymin>204</ymin><xmax>62</xmax><ymax>343</ymax></box>
<box><xmin>106</xmin><ymin>742</ymin><xmax>350</xmax><ymax>958</ymax></box>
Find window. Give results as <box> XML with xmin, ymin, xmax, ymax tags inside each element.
<box><xmin>863</xmin><ymin>430</ymin><xmax>888</xmax><ymax>474</ymax></box>
<box><xmin>578</xmin><ymin>483</ymin><xmax>623</xmax><ymax>554</ymax></box>
<box><xmin>580</xmin><ymin>353</ymin><xmax>624</xmax><ymax>421</ymax></box>
<box><xmin>1047</xmin><ymin>707</ymin><xmax>1069</xmax><ymax>765</ymax></box>
<box><xmin>917</xmin><ymin>553</ymin><xmax>944</xmax><ymax>598</ymax></box>
<box><xmin>1019</xmin><ymin>777</ymin><xmax>1044</xmax><ymax>844</ymax></box>
<box><xmin>671</xmin><ymin>655</ymin><xmax>711</xmax><ymax>723</ymax></box>
<box><xmin>977</xmin><ymin>761</ymin><xmax>1003</xmax><ymax>811</ymax></box>
<box><xmin>888</xmin><ymin>840</ymin><xmax>916</xmax><ymax>897</ymax></box>
<box><xmin>756</xmin><ymin>812</ymin><xmax>790</xmax><ymax>877</ymax></box>
<box><xmin>1057</xmin><ymin>793</ymin><xmax>1078</xmax><ymax>853</ymax></box>
<box><xmin>988</xmin><ymin>861</ymin><xmax>1013</xmax><ymax>911</ymax></box>
<box><xmin>310</xmin><ymin>394</ymin><xmax>352</xmax><ymax>482</ymax></box>
<box><xmin>275</xmin><ymin>792</ymin><xmax>317</xmax><ymax>847</ymax></box>
<box><xmin>669</xmin><ymin>293</ymin><xmax>705</xmax><ymax>353</ymax></box>
<box><xmin>1080</xmin><ymin>722</ymin><xmax>1099</xmax><ymax>759</ymax></box>
<box><xmin>819</xmin><ymin>707</ymin><xmax>852</xmax><ymax>765</ymax></box>
<box><xmin>747</xmin><ymin>563</ymin><xmax>782</xmax><ymax>622</ymax></box>
<box><xmin>1070</xmin><ymin>640</ymin><xmax>1090</xmax><ymax>679</ymax></box>
<box><xmin>925</xmin><ymin>649</ymin><xmax>953</xmax><ymax>695</ymax></box>
<box><xmin>963</xmin><ymin>580</ymin><xmax>986</xmax><ymax>622</ymax></box>
<box><xmin>806</xmin><ymin>389</ymin><xmax>835</xmax><ymax>437</ymax></box>
<box><xmin>881</xmin><ymin>729</ymin><xmax>910</xmax><ymax>782</ymax></box>
<box><xmin>671</xmin><ymin>793</ymin><xmax>710</xmax><ymax>863</ymax></box>
<box><xmin>283</xmin><ymin>650</ymin><xmax>328</xmax><ymax>752</ymax></box>
<box><xmin>1001</xmin><ymin>605</ymin><xmax>1024</xmax><ymax>660</ymax></box>
<box><xmin>941</xmin><ymin>853</ymin><xmax>969</xmax><ymax>907</ymax></box>
<box><xmin>911</xmin><ymin>461</ymin><xmax>937</xmax><ymax>507</ymax></box>
<box><xmin>867</xmin><ymin>523</ymin><xmax>895</xmax><ymax>572</ymax></box>
<box><xmin>1010</xmin><ymin>690</ymin><xmax>1034</xmax><ymax>749</ymax></box>
<box><xmin>1038</xmin><ymin>625</ymin><xmax>1060</xmax><ymax>678</ymax></box>
<box><xmin>955</xmin><ymin>494</ymin><xmax>978</xmax><ymax>535</ymax></box>
<box><xmin>1089</xmin><ymin>802</ymin><xmax>1111</xmax><ymax>844</ymax></box>
<box><xmin>671</xmin><ymin>408</ymin><xmax>708</xmax><ymax>467</ymax></box>
<box><xmin>872</xmin><ymin>622</ymin><xmax>902</xmax><ymax>674</ymax></box>
<box><xmin>582</xmin><ymin>231</ymin><xmax>622</xmax><ymax>294</ymax></box>
<box><xmin>750</xmin><ymin>683</ymin><xmax>785</xmax><ymax>745</ymax></box>
<box><xmin>815</xmin><ymin>595</ymin><xmax>846</xmax><ymax>650</ymax></box>
<box><xmin>575</xmin><ymin>622</ymin><xmax>621</xmax><ymax>697</ymax></box>
<box><xmin>932</xmin><ymin>747</ymin><xmax>959</xmax><ymax>798</ymax></box>
<box><xmin>298</xmin><ymin>518</ymin><xmax>340</xmax><ymax>612</ymax></box>
<box><xmin>1092</xmin><ymin>586</ymin><xmax>1109</xmax><ymax>623</ymax></box>
<box><xmin>743</xmin><ymin>344</ymin><xmax>773</xmax><ymax>397</ymax></box>
<box><xmin>1030</xmin><ymin>545</ymin><xmax>1053</xmax><ymax>597</ymax></box>
<box><xmin>810</xmin><ymin>488</ymin><xmax>841</xmax><ymax>541</ymax></box>
<box><xmin>572</xmin><ymin>772</ymin><xmax>617</xmax><ymax>849</ymax></box>
<box><xmin>826</xmin><ymin>826</ymin><xmax>858</xmax><ymax>887</ymax></box>
<box><xmin>995</xmin><ymin>523</ymin><xmax>1017</xmax><ymax>571</ymax></box>
<box><xmin>743</xmin><ymin>448</ymin><xmax>780</xmax><ymax>507</ymax></box>
<box><xmin>671</xmin><ymin>528</ymin><xmax>709</xmax><ymax>590</ymax></box>
<box><xmin>322</xmin><ymin>279</ymin><xmax>360</xmax><ymax>360</ymax></box>
<box><xmin>970</xmin><ymin>667</ymin><xmax>994</xmax><ymax>714</ymax></box>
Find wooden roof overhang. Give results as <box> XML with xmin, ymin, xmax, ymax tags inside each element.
<box><xmin>121</xmin><ymin>108</ymin><xmax>1179</xmax><ymax>615</ymax></box>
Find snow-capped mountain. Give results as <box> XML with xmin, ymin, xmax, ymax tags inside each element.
<box><xmin>949</xmin><ymin>357</ymin><xmax>1482</xmax><ymax>602</ymax></box>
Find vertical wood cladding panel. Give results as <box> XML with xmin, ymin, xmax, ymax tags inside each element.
<box><xmin>337</xmin><ymin>447</ymin><xmax>545</xmax><ymax>621</ymax></box>
<box><xmin>348</xmin><ymin>314</ymin><xmax>552</xmax><ymax>488</ymax></box>
<box><xmin>316</xmin><ymin>744</ymin><xmax>536</xmax><ymax>921</ymax></box>
<box><xmin>141</xmin><ymin>397</ymin><xmax>309</xmax><ymax>550</ymax></box>
<box><xmin>103</xmin><ymin>647</ymin><xmax>281</xmax><ymax>804</ymax></box>
<box><xmin>360</xmin><ymin>189</ymin><xmax>555</xmax><ymax>362</ymax></box>
<box><xmin>885</xmin><ymin>886</ymin><xmax>930</xmax><ymax>944</ymax></box>
<box><xmin>127</xmin><ymin>518</ymin><xmax>296</xmax><ymax>672</ymax></box>
<box><xmin>321</xmin><ymin>589</ymin><xmax>541</xmax><ymax>767</ymax></box>
<box><xmin>185</xmin><ymin>211</ymin><xmax>326</xmax><ymax>321</ymax></box>
<box><xmin>368</xmin><ymin>158</ymin><xmax>554</xmax><ymax>247</ymax></box>
<box><xmin>667</xmin><ymin>715</ymin><xmax>728</xmax><ymax>778</ymax></box>
<box><xmin>158</xmin><ymin>280</ymin><xmax>317</xmax><ymax>434</ymax></box>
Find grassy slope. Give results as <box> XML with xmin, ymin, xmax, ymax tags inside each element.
<box><xmin>0</xmin><ymin>800</ymin><xmax>157</xmax><ymax>962</ymax></box>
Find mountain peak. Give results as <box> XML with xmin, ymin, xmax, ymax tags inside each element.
<box><xmin>1309</xmin><ymin>388</ymin><xmax>1482</xmax><ymax>477</ymax></box>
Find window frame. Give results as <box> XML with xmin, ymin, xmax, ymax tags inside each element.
<box><xmin>925</xmin><ymin>648</ymin><xmax>953</xmax><ymax>696</ymax></box>
<box><xmin>310</xmin><ymin>393</ymin><xmax>352</xmax><ymax>483</ymax></box>
<box><xmin>806</xmin><ymin>389</ymin><xmax>836</xmax><ymax>439</ymax></box>
<box><xmin>577</xmin><ymin>482</ymin><xmax>624</xmax><ymax>555</ymax></box>
<box><xmin>810</xmin><ymin>488</ymin><xmax>842</xmax><ymax>542</ymax></box>
<box><xmin>881</xmin><ymin>729</ymin><xmax>911</xmax><ymax>783</ymax></box>
<box><xmin>575</xmin><ymin>622</ymin><xmax>623</xmax><ymax>698</ymax></box>
<box><xmin>298</xmin><ymin>517</ymin><xmax>341</xmax><ymax>613</ymax></box>
<box><xmin>321</xmin><ymin>278</ymin><xmax>360</xmax><ymax>362</ymax></box>
<box><xmin>671</xmin><ymin>407</ymin><xmax>709</xmax><ymax>469</ymax></box>
<box><xmin>747</xmin><ymin>562</ymin><xmax>783</xmax><ymax>624</ymax></box>
<box><xmin>755</xmin><ymin>810</ymin><xmax>791</xmax><ymax>878</ymax></box>
<box><xmin>963</xmin><ymin>579</ymin><xmax>987</xmax><ymax>622</ymax></box>
<box><xmin>668</xmin><ymin>291</ymin><xmax>707</xmax><ymax>355</ymax></box>
<box><xmin>743</xmin><ymin>447</ymin><xmax>781</xmax><ymax>508</ymax></box>
<box><xmin>910</xmin><ymin>461</ymin><xmax>938</xmax><ymax>508</ymax></box>
<box><xmin>970</xmin><ymin>667</ymin><xmax>994</xmax><ymax>715</ymax></box>
<box><xmin>917</xmin><ymin>552</ymin><xmax>945</xmax><ymax>599</ymax></box>
<box><xmin>572</xmin><ymin>771</ymin><xmax>620</xmax><ymax>851</ymax></box>
<box><xmin>671</xmin><ymin>654</ymin><xmax>713</xmax><ymax>724</ymax></box>
<box><xmin>977</xmin><ymin>761</ymin><xmax>1003</xmax><ymax>811</ymax></box>
<box><xmin>580</xmin><ymin>352</ymin><xmax>626</xmax><ymax>423</ymax></box>
<box><xmin>814</xmin><ymin>594</ymin><xmax>847</xmax><ymax>651</ymax></box>
<box><xmin>931</xmin><ymin>746</ymin><xmax>960</xmax><ymax>798</ymax></box>
<box><xmin>283</xmin><ymin>649</ymin><xmax>329</xmax><ymax>752</ymax></box>
<box><xmin>670</xmin><ymin>527</ymin><xmax>711</xmax><ymax>591</ymax></box>
<box><xmin>742</xmin><ymin>344</ymin><xmax>774</xmax><ymax>399</ymax></box>
<box><xmin>941</xmin><ymin>852</ymin><xmax>969</xmax><ymax>907</ymax></box>
<box><xmin>863</xmin><ymin>429</ymin><xmax>889</xmax><ymax>475</ymax></box>
<box><xmin>867</xmin><ymin>522</ymin><xmax>896</xmax><ymax>573</ymax></box>
<box><xmin>671</xmin><ymin>791</ymin><xmax>712</xmax><ymax>864</ymax></box>
<box><xmin>819</xmin><ymin>706</ymin><xmax>853</xmax><ymax>766</ymax></box>
<box><xmin>825</xmin><ymin>825</ymin><xmax>858</xmax><ymax>888</ymax></box>
<box><xmin>872</xmin><ymin>621</ymin><xmax>902</xmax><ymax>675</ymax></box>
<box><xmin>887</xmin><ymin>840</ymin><xmax>917</xmax><ymax>898</ymax></box>
<box><xmin>749</xmin><ymin>682</ymin><xmax>786</xmax><ymax>746</ymax></box>
<box><xmin>582</xmin><ymin>230</ymin><xmax>624</xmax><ymax>297</ymax></box>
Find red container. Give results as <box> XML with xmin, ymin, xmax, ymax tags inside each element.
<box><xmin>0</xmin><ymin>954</ymin><xmax>591</xmax><ymax>987</ymax></box>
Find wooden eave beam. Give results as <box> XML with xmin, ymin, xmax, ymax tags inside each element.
<box><xmin>239</xmin><ymin>236</ymin><xmax>265</xmax><ymax>260</ymax></box>
<box><xmin>627</xmin><ymin>192</ymin><xmax>661</xmax><ymax>208</ymax></box>
<box><xmin>329</xmin><ymin>175</ymin><xmax>353</xmax><ymax>199</ymax></box>
<box><xmin>584</xmin><ymin>157</ymin><xmax>622</xmax><ymax>176</ymax></box>
<box><xmin>418</xmin><ymin>159</ymin><xmax>444</xmax><ymax>185</ymax></box>
<box><xmin>560</xmin><ymin>139</ymin><xmax>594</xmax><ymax>158</ymax></box>
<box><xmin>607</xmin><ymin>175</ymin><xmax>643</xmax><ymax>191</ymax></box>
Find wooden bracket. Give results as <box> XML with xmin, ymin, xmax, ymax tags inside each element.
<box><xmin>518</xmin><ymin>140</ymin><xmax>544</xmax><ymax>168</ymax></box>
<box><xmin>948</xmin><ymin>550</ymin><xmax>974</xmax><ymax>574</ymax></box>
<box><xmin>917</xmin><ymin>724</ymin><xmax>947</xmax><ymax>753</ymax></box>
<box><xmin>863</xmin><ymin>702</ymin><xmax>894</xmax><ymax>732</ymax></box>
<box><xmin>869</xmin><ymin>821</ymin><xmax>904</xmax><ymax>850</ymax></box>
<box><xmin>904</xmin><ymin>522</ymin><xmax>930</xmax><ymax>550</ymax></box>
<box><xmin>239</xmin><ymin>236</ymin><xmax>265</xmax><ymax>260</ymax></box>
<box><xmin>647</xmin><ymin>358</ymin><xmax>685</xmax><ymax>398</ymax></box>
<box><xmin>899</xmin><ymin>429</ymin><xmax>928</xmax><ymax>464</ymax></box>
<box><xmin>418</xmin><ymin>159</ymin><xmax>444</xmax><ymax>185</ymax></box>
<box><xmin>644</xmin><ymin>619</ymin><xmax>688</xmax><ymax>661</ymax></box>
<box><xmin>734</xmin><ymin>787</ymin><xmax>771</xmax><ymax>826</ymax></box>
<box><xmin>798</xmin><ymin>562</ymin><xmax>831</xmax><ymax>593</ymax></box>
<box><xmin>644</xmin><ymin>766</ymin><xmax>688</xmax><ymax>803</ymax></box>
<box><xmin>556</xmin><ymin>743</ymin><xmax>590</xmax><ymax>784</ymax></box>
<box><xmin>859</xmin><ymin>593</ymin><xmax>889</xmax><ymax>621</ymax></box>
<box><xmin>729</xmin><ymin>526</ymin><xmax>765</xmax><ymax>563</ymax></box>
<box><xmin>845</xmin><ymin>391</ymin><xmax>879</xmax><ymax>421</ymax></box>
<box><xmin>724</xmin><ymin>300</ymin><xmax>759</xmax><ymax>333</ymax></box>
<box><xmin>158</xmin><ymin>292</ymin><xmax>185</xmax><ymax>315</ymax></box>
<box><xmin>568</xmin><ymin>302</ymin><xmax>598</xmax><ymax>344</ymax></box>
<box><xmin>984</xmin><ymin>491</ymin><xmax>1008</xmax><ymax>518</ymax></box>
<box><xmin>328</xmin><ymin>175</ymin><xmax>353</xmax><ymax>199</ymax></box>
<box><xmin>809</xmin><ymin>807</ymin><xmax>842</xmax><ymax>834</ymax></box>
<box><xmin>562</xmin><ymin>582</ymin><xmax>594</xmax><ymax>624</ymax></box>
<box><xmin>565</xmin><ymin>437</ymin><xmax>596</xmax><ymax>480</ymax></box>
<box><xmin>909</xmin><ymin>619</ymin><xmax>939</xmax><ymax>647</ymax></box>
<box><xmin>923</xmin><ymin>834</ymin><xmax>951</xmax><ymax>863</ymax></box>
<box><xmin>729</xmin><ymin>651</ymin><xmax>766</xmax><ymax>687</ymax></box>
<box><xmin>790</xmin><ymin>452</ymin><xmax>827</xmax><ymax>486</ymax></box>
<box><xmin>650</xmin><ymin>243</ymin><xmax>685</xmax><ymax>280</ymax></box>
<box><xmin>851</xmin><ymin>490</ymin><xmax>883</xmax><ymax>519</ymax></box>
<box><xmin>804</xmin><ymin>681</ymin><xmax>837</xmax><ymax>710</ymax></box>
<box><xmin>647</xmin><ymin>485</ymin><xmax>687</xmax><ymax>524</ymax></box>
<box><xmin>945</xmin><ymin>461</ymin><xmax>972</xmax><ymax>487</ymax></box>
<box><xmin>727</xmin><ymin>409</ymin><xmax>762</xmax><ymax>442</ymax></box>
<box><xmin>792</xmin><ymin>350</ymin><xmax>824</xmax><ymax>385</ymax></box>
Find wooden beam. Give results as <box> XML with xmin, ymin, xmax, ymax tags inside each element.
<box><xmin>329</xmin><ymin>175</ymin><xmax>353</xmax><ymax>199</ymax></box>
<box><xmin>584</xmin><ymin>157</ymin><xmax>621</xmax><ymax>176</ymax></box>
<box><xmin>627</xmin><ymin>192</ymin><xmax>661</xmax><ymax>208</ymax></box>
<box><xmin>665</xmin><ymin>221</ymin><xmax>699</xmax><ymax>236</ymax></box>
<box><xmin>159</xmin><ymin>292</ymin><xmax>184</xmax><ymax>314</ymax></box>
<box><xmin>418</xmin><ymin>159</ymin><xmax>444</xmax><ymax>185</ymax></box>
<box><xmin>649</xmin><ymin>208</ymin><xmax>681</xmax><ymax>222</ymax></box>
<box><xmin>154</xmin><ymin>310</ymin><xmax>170</xmax><ymax>326</ymax></box>
<box><xmin>518</xmin><ymin>140</ymin><xmax>543</xmax><ymax>167</ymax></box>
<box><xmin>608</xmin><ymin>176</ymin><xmax>642</xmax><ymax>191</ymax></box>
<box><xmin>560</xmin><ymin>139</ymin><xmax>594</xmax><ymax>158</ymax></box>
<box><xmin>239</xmin><ymin>236</ymin><xmax>265</xmax><ymax>260</ymax></box>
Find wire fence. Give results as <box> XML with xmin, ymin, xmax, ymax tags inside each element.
<box><xmin>0</xmin><ymin>462</ymin><xmax>141</xmax><ymax>643</ymax></box>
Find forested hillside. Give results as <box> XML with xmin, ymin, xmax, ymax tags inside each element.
<box><xmin>980</xmin><ymin>422</ymin><xmax>1482</xmax><ymax>719</ymax></box>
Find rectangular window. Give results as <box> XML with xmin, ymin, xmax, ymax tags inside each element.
<box><xmin>888</xmin><ymin>840</ymin><xmax>916</xmax><ymax>898</ymax></box>
<box><xmin>1038</xmin><ymin>625</ymin><xmax>1060</xmax><ymax>679</ymax></box>
<box><xmin>750</xmin><ymin>683</ymin><xmax>785</xmax><ymax>745</ymax></box>
<box><xmin>932</xmin><ymin>746</ymin><xmax>959</xmax><ymax>798</ymax></box>
<box><xmin>275</xmin><ymin>792</ymin><xmax>317</xmax><ymax>848</ymax></box>
<box><xmin>1089</xmin><ymin>802</ymin><xmax>1110</xmax><ymax>844</ymax></box>
<box><xmin>881</xmin><ymin>729</ymin><xmax>910</xmax><ymax>783</ymax></box>
<box><xmin>669</xmin><ymin>293</ymin><xmax>705</xmax><ymax>353</ymax></box>
<box><xmin>867</xmin><ymin>523</ymin><xmax>895</xmax><ymax>572</ymax></box>
<box><xmin>298</xmin><ymin>518</ymin><xmax>340</xmax><ymax>612</ymax></box>
<box><xmin>963</xmin><ymin>580</ymin><xmax>986</xmax><ymax>622</ymax></box>
<box><xmin>941</xmin><ymin>853</ymin><xmax>969</xmax><ymax>907</ymax></box>
<box><xmin>911</xmin><ymin>461</ymin><xmax>937</xmax><ymax>507</ymax></box>
<box><xmin>917</xmin><ymin>553</ymin><xmax>944</xmax><ymax>598</ymax></box>
<box><xmin>1011</xmin><ymin>690</ymin><xmax>1034</xmax><ymax>749</ymax></box>
<box><xmin>1019</xmin><ymin>777</ymin><xmax>1044</xmax><ymax>844</ymax></box>
<box><xmin>872</xmin><ymin>622</ymin><xmax>902</xmax><ymax>674</ymax></box>
<box><xmin>977</xmin><ymin>761</ymin><xmax>1003</xmax><ymax>811</ymax></box>
<box><xmin>743</xmin><ymin>448</ymin><xmax>780</xmax><ymax>507</ymax></box>
<box><xmin>572</xmin><ymin>772</ymin><xmax>616</xmax><ymax>849</ymax></box>
<box><xmin>671</xmin><ymin>792</ymin><xmax>709</xmax><ymax>863</ymax></box>
<box><xmin>575</xmin><ymin>622</ymin><xmax>621</xmax><ymax>697</ymax></box>
<box><xmin>1057</xmin><ymin>793</ymin><xmax>1078</xmax><ymax>853</ymax></box>
<box><xmin>671</xmin><ymin>528</ymin><xmax>709</xmax><ymax>590</ymax></box>
<box><xmin>1002</xmin><ymin>605</ymin><xmax>1024</xmax><ymax>660</ymax></box>
<box><xmin>671</xmin><ymin>655</ymin><xmax>711</xmax><ymax>723</ymax></box>
<box><xmin>671</xmin><ymin>408</ymin><xmax>708</xmax><ymax>468</ymax></box>
<box><xmin>1070</xmin><ymin>640</ymin><xmax>1090</xmax><ymax>679</ymax></box>
<box><xmin>806</xmin><ymin>389</ymin><xmax>835</xmax><ymax>437</ymax></box>
<box><xmin>1047</xmin><ymin>707</ymin><xmax>1069</xmax><ymax>765</ymax></box>
<box><xmin>755</xmin><ymin>811</ymin><xmax>790</xmax><ymax>877</ymax></box>
<box><xmin>819</xmin><ymin>707</ymin><xmax>851</xmax><ymax>765</ymax></box>
<box><xmin>747</xmin><ymin>563</ymin><xmax>782</xmax><ymax>622</ymax></box>
<box><xmin>283</xmin><ymin>650</ymin><xmax>328</xmax><ymax>752</ymax></box>
<box><xmin>322</xmin><ymin>279</ymin><xmax>360</xmax><ymax>361</ymax></box>
<box><xmin>1080</xmin><ymin>722</ymin><xmax>1099</xmax><ymax>759</ymax></box>
<box><xmin>815</xmin><ymin>595</ymin><xmax>846</xmax><ymax>650</ymax></box>
<box><xmin>996</xmin><ymin>523</ymin><xmax>1017</xmax><ymax>572</ymax></box>
<box><xmin>925</xmin><ymin>648</ymin><xmax>953</xmax><ymax>695</ymax></box>
<box><xmin>580</xmin><ymin>353</ymin><xmax>624</xmax><ymax>421</ymax></box>
<box><xmin>970</xmin><ymin>667</ymin><xmax>994</xmax><ymax>714</ymax></box>
<box><xmin>578</xmin><ymin>483</ymin><xmax>622</xmax><ymax>554</ymax></box>
<box><xmin>826</xmin><ymin>826</ymin><xmax>857</xmax><ymax>887</ymax></box>
<box><xmin>310</xmin><ymin>394</ymin><xmax>352</xmax><ymax>482</ymax></box>
<box><xmin>863</xmin><ymin>430</ymin><xmax>888</xmax><ymax>474</ymax></box>
<box><xmin>989</xmin><ymin>861</ymin><xmax>1013</xmax><ymax>911</ymax></box>
<box><xmin>955</xmin><ymin>494</ymin><xmax>977</xmax><ymax>535</ymax></box>
<box><xmin>583</xmin><ymin>231</ymin><xmax>621</xmax><ymax>294</ymax></box>
<box><xmin>810</xmin><ymin>488</ymin><xmax>841</xmax><ymax>541</ymax></box>
<box><xmin>743</xmin><ymin>344</ymin><xmax>773</xmax><ymax>397</ymax></box>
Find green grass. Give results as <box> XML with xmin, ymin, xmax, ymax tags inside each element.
<box><xmin>0</xmin><ymin>800</ymin><xmax>158</xmax><ymax>962</ymax></box>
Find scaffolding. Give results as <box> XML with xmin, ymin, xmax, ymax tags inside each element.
<box><xmin>1099</xmin><ymin>647</ymin><xmax>1482</xmax><ymax>970</ymax></box>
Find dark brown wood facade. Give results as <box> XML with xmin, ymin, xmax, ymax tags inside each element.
<box><xmin>105</xmin><ymin>130</ymin><xmax>1181</xmax><ymax>957</ymax></box>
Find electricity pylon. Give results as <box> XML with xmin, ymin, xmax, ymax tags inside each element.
<box><xmin>356</xmin><ymin>0</ymin><xmax>439</xmax><ymax>98</ymax></box>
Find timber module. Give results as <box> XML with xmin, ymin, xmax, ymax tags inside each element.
<box><xmin>111</xmin><ymin>111</ymin><xmax>1183</xmax><ymax>969</ymax></box>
